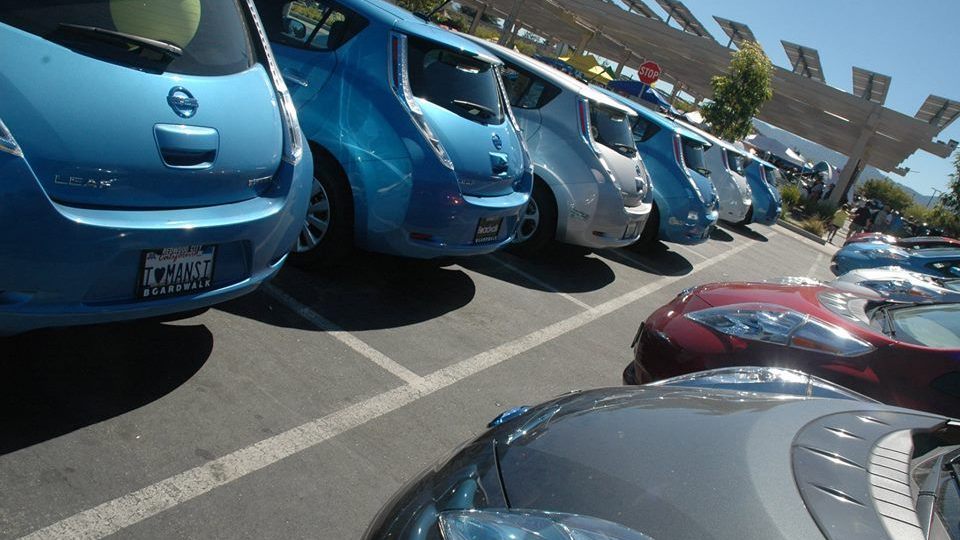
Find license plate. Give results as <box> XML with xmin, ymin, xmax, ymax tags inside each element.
<box><xmin>474</xmin><ymin>216</ymin><xmax>503</xmax><ymax>244</ymax></box>
<box><xmin>138</xmin><ymin>245</ymin><xmax>216</xmax><ymax>299</ymax></box>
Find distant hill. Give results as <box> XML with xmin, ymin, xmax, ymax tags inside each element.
<box><xmin>752</xmin><ymin>120</ymin><xmax>937</xmax><ymax>206</ymax></box>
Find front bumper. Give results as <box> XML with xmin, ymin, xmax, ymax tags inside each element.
<box><xmin>0</xmin><ymin>153</ymin><xmax>311</xmax><ymax>335</ymax></box>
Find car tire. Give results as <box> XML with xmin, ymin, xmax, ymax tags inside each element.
<box><xmin>289</xmin><ymin>156</ymin><xmax>353</xmax><ymax>269</ymax></box>
<box><xmin>736</xmin><ymin>205</ymin><xmax>754</xmax><ymax>226</ymax></box>
<box><xmin>635</xmin><ymin>203</ymin><xmax>660</xmax><ymax>246</ymax></box>
<box><xmin>507</xmin><ymin>180</ymin><xmax>557</xmax><ymax>257</ymax></box>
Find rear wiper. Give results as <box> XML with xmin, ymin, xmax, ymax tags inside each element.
<box><xmin>56</xmin><ymin>23</ymin><xmax>182</xmax><ymax>59</ymax></box>
<box><xmin>452</xmin><ymin>99</ymin><xmax>496</xmax><ymax>119</ymax></box>
<box><xmin>609</xmin><ymin>142</ymin><xmax>637</xmax><ymax>156</ymax></box>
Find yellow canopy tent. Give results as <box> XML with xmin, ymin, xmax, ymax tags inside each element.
<box><xmin>558</xmin><ymin>54</ymin><xmax>614</xmax><ymax>84</ymax></box>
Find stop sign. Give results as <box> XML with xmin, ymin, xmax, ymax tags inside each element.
<box><xmin>637</xmin><ymin>60</ymin><xmax>661</xmax><ymax>85</ymax></box>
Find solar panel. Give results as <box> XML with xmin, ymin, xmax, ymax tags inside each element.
<box><xmin>851</xmin><ymin>67</ymin><xmax>891</xmax><ymax>105</ymax></box>
<box><xmin>713</xmin><ymin>16</ymin><xmax>757</xmax><ymax>49</ymax></box>
<box><xmin>654</xmin><ymin>0</ymin><xmax>712</xmax><ymax>38</ymax></box>
<box><xmin>915</xmin><ymin>95</ymin><xmax>960</xmax><ymax>131</ymax></box>
<box><xmin>623</xmin><ymin>0</ymin><xmax>661</xmax><ymax>20</ymax></box>
<box><xmin>781</xmin><ymin>40</ymin><xmax>825</xmax><ymax>83</ymax></box>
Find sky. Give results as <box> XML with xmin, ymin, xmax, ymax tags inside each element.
<box><xmin>628</xmin><ymin>0</ymin><xmax>959</xmax><ymax>196</ymax></box>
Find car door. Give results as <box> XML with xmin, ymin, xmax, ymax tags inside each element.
<box><xmin>254</xmin><ymin>0</ymin><xmax>356</xmax><ymax>107</ymax></box>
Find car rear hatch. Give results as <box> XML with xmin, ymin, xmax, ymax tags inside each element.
<box><xmin>403</xmin><ymin>29</ymin><xmax>522</xmax><ymax>198</ymax></box>
<box><xmin>0</xmin><ymin>0</ymin><xmax>282</xmax><ymax>210</ymax></box>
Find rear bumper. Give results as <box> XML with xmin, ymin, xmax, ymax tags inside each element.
<box><xmin>0</xmin><ymin>152</ymin><xmax>311</xmax><ymax>335</ymax></box>
<box><xmin>560</xmin><ymin>180</ymin><xmax>653</xmax><ymax>249</ymax></box>
<box><xmin>659</xmin><ymin>197</ymin><xmax>719</xmax><ymax>245</ymax></box>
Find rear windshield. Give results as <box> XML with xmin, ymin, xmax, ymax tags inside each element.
<box><xmin>724</xmin><ymin>149</ymin><xmax>746</xmax><ymax>174</ymax></box>
<box><xmin>890</xmin><ymin>304</ymin><xmax>960</xmax><ymax>348</ymax></box>
<box><xmin>0</xmin><ymin>0</ymin><xmax>255</xmax><ymax>76</ymax></box>
<box><xmin>408</xmin><ymin>37</ymin><xmax>504</xmax><ymax>125</ymax></box>
<box><xmin>765</xmin><ymin>166</ymin><xmax>783</xmax><ymax>186</ymax></box>
<box><xmin>590</xmin><ymin>103</ymin><xmax>636</xmax><ymax>157</ymax></box>
<box><xmin>501</xmin><ymin>63</ymin><xmax>560</xmax><ymax>110</ymax></box>
<box><xmin>631</xmin><ymin>115</ymin><xmax>662</xmax><ymax>144</ymax></box>
<box><xmin>682</xmin><ymin>137</ymin><xmax>710</xmax><ymax>176</ymax></box>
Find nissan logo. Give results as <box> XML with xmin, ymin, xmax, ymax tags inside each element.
<box><xmin>167</xmin><ymin>87</ymin><xmax>199</xmax><ymax>118</ymax></box>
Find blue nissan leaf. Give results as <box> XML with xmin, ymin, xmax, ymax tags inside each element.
<box><xmin>596</xmin><ymin>88</ymin><xmax>720</xmax><ymax>245</ymax></box>
<box><xmin>254</xmin><ymin>0</ymin><xmax>532</xmax><ymax>265</ymax></box>
<box><xmin>743</xmin><ymin>156</ymin><xmax>782</xmax><ymax>226</ymax></box>
<box><xmin>0</xmin><ymin>0</ymin><xmax>312</xmax><ymax>335</ymax></box>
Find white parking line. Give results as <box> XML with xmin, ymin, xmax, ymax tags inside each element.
<box><xmin>670</xmin><ymin>243</ymin><xmax>708</xmax><ymax>260</ymax></box>
<box><xmin>601</xmin><ymin>249</ymin><xmax>662</xmax><ymax>274</ymax></box>
<box><xmin>490</xmin><ymin>255</ymin><xmax>593</xmax><ymax>309</ymax></box>
<box><xmin>804</xmin><ymin>253</ymin><xmax>826</xmax><ymax>279</ymax></box>
<box><xmin>21</xmin><ymin>239</ymin><xmax>756</xmax><ymax>540</ymax></box>
<box><xmin>263</xmin><ymin>284</ymin><xmax>423</xmax><ymax>385</ymax></box>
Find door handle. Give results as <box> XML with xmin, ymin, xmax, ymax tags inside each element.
<box><xmin>281</xmin><ymin>68</ymin><xmax>308</xmax><ymax>88</ymax></box>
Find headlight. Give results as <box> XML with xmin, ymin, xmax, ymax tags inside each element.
<box><xmin>649</xmin><ymin>366</ymin><xmax>877</xmax><ymax>402</ymax></box>
<box><xmin>686</xmin><ymin>210</ymin><xmax>699</xmax><ymax>221</ymax></box>
<box><xmin>439</xmin><ymin>509</ymin><xmax>652</xmax><ymax>540</ymax></box>
<box><xmin>866</xmin><ymin>249</ymin><xmax>908</xmax><ymax>260</ymax></box>
<box><xmin>0</xmin><ymin>118</ymin><xmax>22</xmax><ymax>157</ymax></box>
<box><xmin>686</xmin><ymin>303</ymin><xmax>874</xmax><ymax>357</ymax></box>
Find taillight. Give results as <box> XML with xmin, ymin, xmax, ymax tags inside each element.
<box><xmin>389</xmin><ymin>32</ymin><xmax>454</xmax><ymax>170</ymax></box>
<box><xmin>577</xmin><ymin>98</ymin><xmax>594</xmax><ymax>152</ymax></box>
<box><xmin>721</xmin><ymin>148</ymin><xmax>730</xmax><ymax>171</ymax></box>
<box><xmin>243</xmin><ymin>0</ymin><xmax>303</xmax><ymax>165</ymax></box>
<box><xmin>0</xmin><ymin>118</ymin><xmax>22</xmax><ymax>158</ymax></box>
<box><xmin>672</xmin><ymin>134</ymin><xmax>684</xmax><ymax>168</ymax></box>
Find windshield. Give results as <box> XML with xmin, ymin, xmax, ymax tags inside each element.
<box><xmin>885</xmin><ymin>303</ymin><xmax>960</xmax><ymax>348</ymax></box>
<box><xmin>724</xmin><ymin>149</ymin><xmax>746</xmax><ymax>174</ymax></box>
<box><xmin>590</xmin><ymin>104</ymin><xmax>636</xmax><ymax>157</ymax></box>
<box><xmin>630</xmin><ymin>115</ymin><xmax>661</xmax><ymax>145</ymax></box>
<box><xmin>407</xmin><ymin>37</ymin><xmax>504</xmax><ymax>125</ymax></box>
<box><xmin>0</xmin><ymin>0</ymin><xmax>255</xmax><ymax>75</ymax></box>
<box><xmin>682</xmin><ymin>137</ymin><xmax>710</xmax><ymax>176</ymax></box>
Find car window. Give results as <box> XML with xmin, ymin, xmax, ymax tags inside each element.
<box><xmin>724</xmin><ymin>149</ymin><xmax>745</xmax><ymax>174</ymax></box>
<box><xmin>254</xmin><ymin>0</ymin><xmax>362</xmax><ymax>51</ymax></box>
<box><xmin>500</xmin><ymin>63</ymin><xmax>559</xmax><ymax>109</ymax></box>
<box><xmin>927</xmin><ymin>260</ymin><xmax>960</xmax><ymax>278</ymax></box>
<box><xmin>0</xmin><ymin>0</ymin><xmax>254</xmax><ymax>76</ymax></box>
<box><xmin>630</xmin><ymin>115</ymin><xmax>661</xmax><ymax>144</ymax></box>
<box><xmin>889</xmin><ymin>304</ymin><xmax>960</xmax><ymax>348</ymax></box>
<box><xmin>407</xmin><ymin>37</ymin><xmax>504</xmax><ymax>125</ymax></box>
<box><xmin>682</xmin><ymin>136</ymin><xmax>709</xmax><ymax>176</ymax></box>
<box><xmin>590</xmin><ymin>103</ymin><xmax>636</xmax><ymax>157</ymax></box>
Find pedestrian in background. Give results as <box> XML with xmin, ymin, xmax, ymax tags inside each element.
<box><xmin>826</xmin><ymin>205</ymin><xmax>847</xmax><ymax>243</ymax></box>
<box><xmin>872</xmin><ymin>205</ymin><xmax>890</xmax><ymax>233</ymax></box>
<box><xmin>849</xmin><ymin>204</ymin><xmax>872</xmax><ymax>236</ymax></box>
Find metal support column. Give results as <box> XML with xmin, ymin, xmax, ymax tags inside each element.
<box><xmin>506</xmin><ymin>22</ymin><xmax>522</xmax><ymax>47</ymax></box>
<box><xmin>467</xmin><ymin>4</ymin><xmax>486</xmax><ymax>35</ymax></box>
<box><xmin>498</xmin><ymin>0</ymin><xmax>525</xmax><ymax>45</ymax></box>
<box><xmin>575</xmin><ymin>31</ymin><xmax>595</xmax><ymax>55</ymax></box>
<box><xmin>830</xmin><ymin>105</ymin><xmax>882</xmax><ymax>205</ymax></box>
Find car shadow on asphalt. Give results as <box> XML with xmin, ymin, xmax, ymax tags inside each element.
<box><xmin>709</xmin><ymin>227</ymin><xmax>735</xmax><ymax>242</ymax></box>
<box><xmin>719</xmin><ymin>222</ymin><xmax>770</xmax><ymax>242</ymax></box>
<box><xmin>220</xmin><ymin>251</ymin><xmax>477</xmax><ymax>331</ymax></box>
<box><xmin>0</xmin><ymin>321</ymin><xmax>212</xmax><ymax>455</ymax></box>
<box><xmin>459</xmin><ymin>244</ymin><xmax>616</xmax><ymax>294</ymax></box>
<box><xmin>598</xmin><ymin>241</ymin><xmax>695</xmax><ymax>276</ymax></box>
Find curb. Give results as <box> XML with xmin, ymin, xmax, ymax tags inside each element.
<box><xmin>776</xmin><ymin>219</ymin><xmax>827</xmax><ymax>245</ymax></box>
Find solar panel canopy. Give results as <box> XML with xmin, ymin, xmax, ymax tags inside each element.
<box><xmin>623</xmin><ymin>0</ymin><xmax>661</xmax><ymax>20</ymax></box>
<box><xmin>852</xmin><ymin>67</ymin><xmax>891</xmax><ymax>105</ymax></box>
<box><xmin>915</xmin><ymin>95</ymin><xmax>960</xmax><ymax>131</ymax></box>
<box><xmin>713</xmin><ymin>16</ymin><xmax>757</xmax><ymax>49</ymax></box>
<box><xmin>782</xmin><ymin>40</ymin><xmax>825</xmax><ymax>83</ymax></box>
<box><xmin>654</xmin><ymin>0</ymin><xmax>711</xmax><ymax>38</ymax></box>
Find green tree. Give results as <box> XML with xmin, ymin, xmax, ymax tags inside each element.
<box><xmin>395</xmin><ymin>0</ymin><xmax>442</xmax><ymax>15</ymax></box>
<box><xmin>854</xmin><ymin>177</ymin><xmax>914</xmax><ymax>212</ymax></box>
<box><xmin>701</xmin><ymin>41</ymin><xmax>773</xmax><ymax>141</ymax></box>
<box><xmin>942</xmin><ymin>151</ymin><xmax>960</xmax><ymax>215</ymax></box>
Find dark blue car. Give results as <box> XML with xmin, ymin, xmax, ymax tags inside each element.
<box><xmin>832</xmin><ymin>243</ymin><xmax>960</xmax><ymax>278</ymax></box>
<box><xmin>595</xmin><ymin>88</ymin><xmax>720</xmax><ymax>245</ymax></box>
<box><xmin>744</xmin><ymin>156</ymin><xmax>782</xmax><ymax>226</ymax></box>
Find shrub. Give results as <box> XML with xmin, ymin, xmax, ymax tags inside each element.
<box><xmin>798</xmin><ymin>217</ymin><xmax>826</xmax><ymax>237</ymax></box>
<box><xmin>780</xmin><ymin>184</ymin><xmax>802</xmax><ymax>209</ymax></box>
<box><xmin>808</xmin><ymin>200</ymin><xmax>837</xmax><ymax>222</ymax></box>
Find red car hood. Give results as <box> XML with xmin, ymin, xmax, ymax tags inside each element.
<box><xmin>690</xmin><ymin>282</ymin><xmax>888</xmax><ymax>345</ymax></box>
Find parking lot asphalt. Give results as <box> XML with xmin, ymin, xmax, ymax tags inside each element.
<box><xmin>0</xmin><ymin>223</ymin><xmax>840</xmax><ymax>539</ymax></box>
